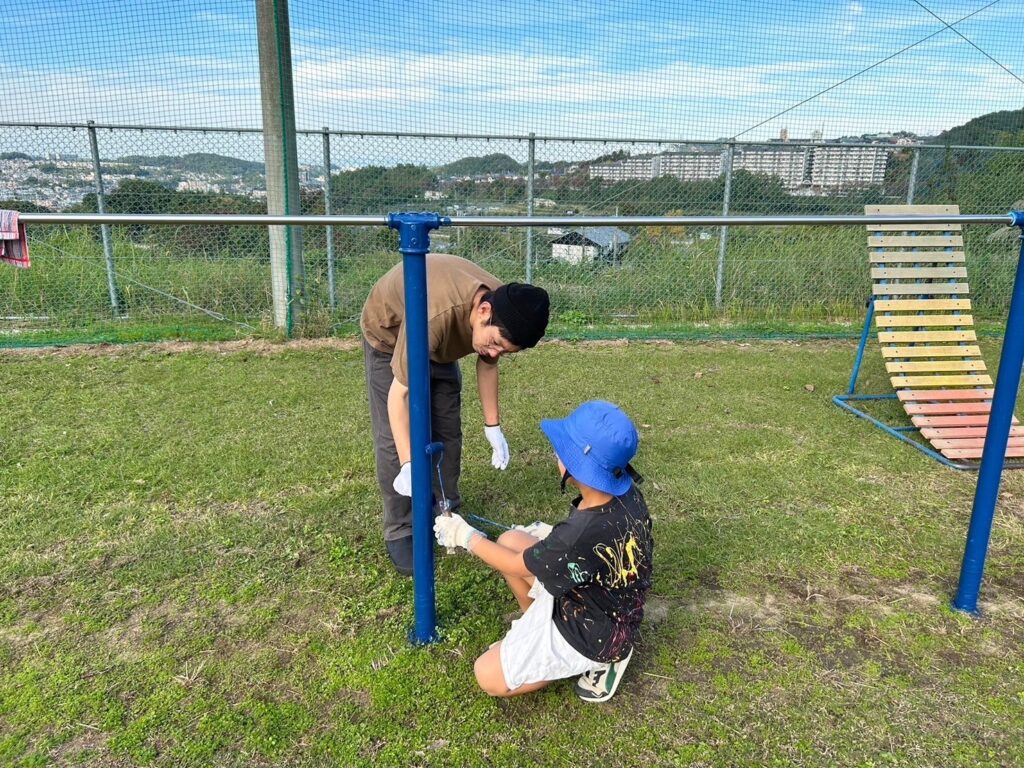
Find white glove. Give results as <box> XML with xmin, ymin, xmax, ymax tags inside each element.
<box><xmin>513</xmin><ymin>521</ymin><xmax>554</xmax><ymax>540</ymax></box>
<box><xmin>484</xmin><ymin>424</ymin><xmax>510</xmax><ymax>470</ymax></box>
<box><xmin>392</xmin><ymin>462</ymin><xmax>412</xmax><ymax>497</ymax></box>
<box><xmin>433</xmin><ymin>512</ymin><xmax>482</xmax><ymax>550</ymax></box>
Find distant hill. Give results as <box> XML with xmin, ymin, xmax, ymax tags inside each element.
<box><xmin>0</xmin><ymin>152</ymin><xmax>33</xmax><ymax>161</ymax></box>
<box><xmin>114</xmin><ymin>152</ymin><xmax>264</xmax><ymax>175</ymax></box>
<box><xmin>439</xmin><ymin>153</ymin><xmax>524</xmax><ymax>176</ymax></box>
<box><xmin>936</xmin><ymin>107</ymin><xmax>1024</xmax><ymax>146</ymax></box>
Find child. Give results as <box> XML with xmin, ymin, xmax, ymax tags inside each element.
<box><xmin>434</xmin><ymin>400</ymin><xmax>654</xmax><ymax>702</ymax></box>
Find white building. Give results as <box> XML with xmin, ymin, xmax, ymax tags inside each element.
<box><xmin>551</xmin><ymin>227</ymin><xmax>631</xmax><ymax>265</ymax></box>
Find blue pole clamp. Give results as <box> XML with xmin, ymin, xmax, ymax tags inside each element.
<box><xmin>388</xmin><ymin>213</ymin><xmax>450</xmax><ymax>645</ymax></box>
<box><xmin>953</xmin><ymin>211</ymin><xmax>1024</xmax><ymax>614</ymax></box>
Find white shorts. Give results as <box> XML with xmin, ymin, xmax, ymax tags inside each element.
<box><xmin>499</xmin><ymin>580</ymin><xmax>599</xmax><ymax>691</ymax></box>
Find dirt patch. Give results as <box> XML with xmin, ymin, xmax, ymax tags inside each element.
<box><xmin>47</xmin><ymin>728</ymin><xmax>120</xmax><ymax>767</ymax></box>
<box><xmin>0</xmin><ymin>337</ymin><xmax>362</xmax><ymax>358</ymax></box>
<box><xmin>1</xmin><ymin>336</ymin><xmax>855</xmax><ymax>359</ymax></box>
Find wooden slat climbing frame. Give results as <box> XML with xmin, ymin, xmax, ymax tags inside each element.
<box><xmin>867</xmin><ymin>204</ymin><xmax>1024</xmax><ymax>462</ymax></box>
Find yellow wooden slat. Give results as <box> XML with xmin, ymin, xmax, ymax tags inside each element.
<box><xmin>871</xmin><ymin>267</ymin><xmax>968</xmax><ymax>279</ymax></box>
<box><xmin>886</xmin><ymin>360</ymin><xmax>987</xmax><ymax>373</ymax></box>
<box><xmin>869</xmin><ymin>251</ymin><xmax>965</xmax><ymax>263</ymax></box>
<box><xmin>867</xmin><ymin>223</ymin><xmax>963</xmax><ymax>232</ymax></box>
<box><xmin>869</xmin><ymin>235</ymin><xmax>963</xmax><ymax>247</ymax></box>
<box><xmin>881</xmin><ymin>345</ymin><xmax>982</xmax><ymax>358</ymax></box>
<box><xmin>876</xmin><ymin>315</ymin><xmax>973</xmax><ymax>328</ymax></box>
<box><xmin>892</xmin><ymin>374</ymin><xmax>993</xmax><ymax>387</ymax></box>
<box><xmin>878</xmin><ymin>330</ymin><xmax>977</xmax><ymax>343</ymax></box>
<box><xmin>872</xmin><ymin>283</ymin><xmax>970</xmax><ymax>295</ymax></box>
<box><xmin>866</xmin><ymin>204</ymin><xmax>959</xmax><ymax>215</ymax></box>
<box><xmin>874</xmin><ymin>299</ymin><xmax>971</xmax><ymax>312</ymax></box>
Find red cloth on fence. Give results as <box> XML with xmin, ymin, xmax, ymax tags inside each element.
<box><xmin>0</xmin><ymin>209</ymin><xmax>29</xmax><ymax>268</ymax></box>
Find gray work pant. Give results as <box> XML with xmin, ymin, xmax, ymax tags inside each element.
<box><xmin>363</xmin><ymin>337</ymin><xmax>462</xmax><ymax>541</ymax></box>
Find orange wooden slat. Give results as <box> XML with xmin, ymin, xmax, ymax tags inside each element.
<box><xmin>919</xmin><ymin>426</ymin><xmax>1024</xmax><ymax>440</ymax></box>
<box><xmin>912</xmin><ymin>414</ymin><xmax>1018</xmax><ymax>427</ymax></box>
<box><xmin>904</xmin><ymin>402</ymin><xmax>992</xmax><ymax>415</ymax></box>
<box><xmin>898</xmin><ymin>389</ymin><xmax>994</xmax><ymax>401</ymax></box>
<box><xmin>882</xmin><ymin>345</ymin><xmax>982</xmax><ymax>358</ymax></box>
<box><xmin>893</xmin><ymin>374</ymin><xmax>993</xmax><ymax>387</ymax></box>
<box><xmin>879</xmin><ymin>330</ymin><xmax>976</xmax><ymax>343</ymax></box>
<box><xmin>932</xmin><ymin>437</ymin><xmax>1024</xmax><ymax>450</ymax></box>
<box><xmin>942</xmin><ymin>445</ymin><xmax>1024</xmax><ymax>460</ymax></box>
<box><xmin>876</xmin><ymin>315</ymin><xmax>973</xmax><ymax>328</ymax></box>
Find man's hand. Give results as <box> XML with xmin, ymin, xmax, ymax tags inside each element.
<box><xmin>484</xmin><ymin>424</ymin><xmax>510</xmax><ymax>470</ymax></box>
<box><xmin>433</xmin><ymin>512</ymin><xmax>482</xmax><ymax>550</ymax></box>
<box><xmin>392</xmin><ymin>462</ymin><xmax>412</xmax><ymax>496</ymax></box>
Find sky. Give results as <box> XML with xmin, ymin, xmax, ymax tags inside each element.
<box><xmin>0</xmin><ymin>0</ymin><xmax>1021</xmax><ymax>162</ymax></box>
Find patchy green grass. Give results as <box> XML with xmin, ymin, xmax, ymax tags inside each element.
<box><xmin>1</xmin><ymin>338</ymin><xmax>1023</xmax><ymax>767</ymax></box>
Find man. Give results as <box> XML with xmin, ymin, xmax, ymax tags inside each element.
<box><xmin>361</xmin><ymin>253</ymin><xmax>550</xmax><ymax>575</ymax></box>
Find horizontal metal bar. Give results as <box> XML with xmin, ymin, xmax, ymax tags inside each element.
<box><xmin>445</xmin><ymin>214</ymin><xmax>1015</xmax><ymax>227</ymax></box>
<box><xmin>18</xmin><ymin>213</ymin><xmax>1017</xmax><ymax>227</ymax></box>
<box><xmin>1</xmin><ymin>120</ymin><xmax>1024</xmax><ymax>152</ymax></box>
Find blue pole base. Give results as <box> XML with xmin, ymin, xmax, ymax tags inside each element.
<box><xmin>950</xmin><ymin>599</ymin><xmax>981</xmax><ymax>618</ymax></box>
<box><xmin>408</xmin><ymin>627</ymin><xmax>442</xmax><ymax>646</ymax></box>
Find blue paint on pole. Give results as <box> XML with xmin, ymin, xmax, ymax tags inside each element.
<box><xmin>388</xmin><ymin>212</ymin><xmax>450</xmax><ymax>644</ymax></box>
<box><xmin>953</xmin><ymin>211</ymin><xmax>1024</xmax><ymax>614</ymax></box>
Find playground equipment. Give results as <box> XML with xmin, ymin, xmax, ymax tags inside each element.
<box><xmin>18</xmin><ymin>209</ymin><xmax>1024</xmax><ymax>634</ymax></box>
<box><xmin>834</xmin><ymin>204</ymin><xmax>1024</xmax><ymax>469</ymax></box>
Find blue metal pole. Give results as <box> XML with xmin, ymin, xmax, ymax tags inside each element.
<box><xmin>847</xmin><ymin>298</ymin><xmax>875</xmax><ymax>395</ymax></box>
<box><xmin>388</xmin><ymin>212</ymin><xmax>448</xmax><ymax>643</ymax></box>
<box><xmin>953</xmin><ymin>211</ymin><xmax>1024</xmax><ymax>614</ymax></box>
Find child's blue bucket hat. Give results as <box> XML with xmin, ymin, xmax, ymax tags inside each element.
<box><xmin>540</xmin><ymin>400</ymin><xmax>639</xmax><ymax>496</ymax></box>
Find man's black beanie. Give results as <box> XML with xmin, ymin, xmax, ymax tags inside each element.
<box><xmin>490</xmin><ymin>283</ymin><xmax>550</xmax><ymax>349</ymax></box>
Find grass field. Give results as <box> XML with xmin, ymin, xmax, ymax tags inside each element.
<box><xmin>2</xmin><ymin>338</ymin><xmax>1024</xmax><ymax>767</ymax></box>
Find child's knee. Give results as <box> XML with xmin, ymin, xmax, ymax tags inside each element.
<box><xmin>474</xmin><ymin>652</ymin><xmax>509</xmax><ymax>697</ymax></box>
<box><xmin>497</xmin><ymin>529</ymin><xmax>533</xmax><ymax>551</ymax></box>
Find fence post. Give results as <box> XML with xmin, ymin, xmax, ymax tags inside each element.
<box><xmin>256</xmin><ymin>0</ymin><xmax>304</xmax><ymax>335</ymax></box>
<box><xmin>87</xmin><ymin>120</ymin><xmax>121</xmax><ymax>316</ymax></box>
<box><xmin>907</xmin><ymin>148</ymin><xmax>920</xmax><ymax>205</ymax></box>
<box><xmin>526</xmin><ymin>133</ymin><xmax>535</xmax><ymax>283</ymax></box>
<box><xmin>322</xmin><ymin>127</ymin><xmax>336</xmax><ymax>312</ymax></box>
<box><xmin>715</xmin><ymin>142</ymin><xmax>735</xmax><ymax>311</ymax></box>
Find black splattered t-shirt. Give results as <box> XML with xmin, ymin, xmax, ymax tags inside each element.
<box><xmin>524</xmin><ymin>484</ymin><xmax>653</xmax><ymax>663</ymax></box>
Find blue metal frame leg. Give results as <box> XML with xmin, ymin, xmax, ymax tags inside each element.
<box><xmin>389</xmin><ymin>212</ymin><xmax>450</xmax><ymax>644</ymax></box>
<box><xmin>953</xmin><ymin>212</ymin><xmax>1024</xmax><ymax>614</ymax></box>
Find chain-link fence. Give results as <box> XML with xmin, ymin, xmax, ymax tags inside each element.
<box><xmin>1</xmin><ymin>122</ymin><xmax>1021</xmax><ymax>344</ymax></box>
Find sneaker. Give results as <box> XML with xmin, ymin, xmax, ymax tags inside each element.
<box><xmin>574</xmin><ymin>648</ymin><xmax>633</xmax><ymax>703</ymax></box>
<box><xmin>385</xmin><ymin>535</ymin><xmax>414</xmax><ymax>577</ymax></box>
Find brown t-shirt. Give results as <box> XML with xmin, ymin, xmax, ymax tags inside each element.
<box><xmin>360</xmin><ymin>253</ymin><xmax>502</xmax><ymax>386</ymax></box>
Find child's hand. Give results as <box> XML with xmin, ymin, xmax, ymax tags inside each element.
<box><xmin>434</xmin><ymin>512</ymin><xmax>482</xmax><ymax>550</ymax></box>
<box><xmin>524</xmin><ymin>521</ymin><xmax>553</xmax><ymax>540</ymax></box>
<box><xmin>512</xmin><ymin>521</ymin><xmax>553</xmax><ymax>540</ymax></box>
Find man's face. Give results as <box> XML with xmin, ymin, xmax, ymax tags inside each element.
<box><xmin>472</xmin><ymin>305</ymin><xmax>521</xmax><ymax>360</ymax></box>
